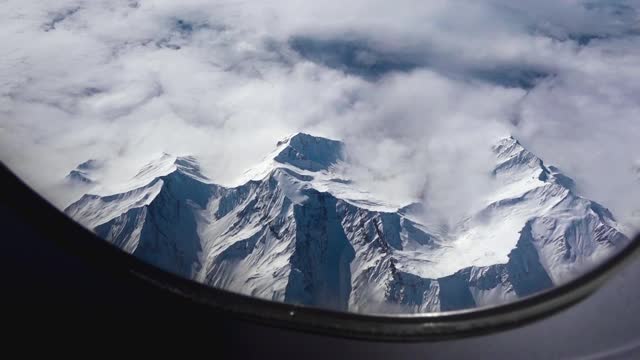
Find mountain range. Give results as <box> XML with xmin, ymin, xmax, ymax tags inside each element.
<box><xmin>63</xmin><ymin>133</ymin><xmax>629</xmax><ymax>313</ymax></box>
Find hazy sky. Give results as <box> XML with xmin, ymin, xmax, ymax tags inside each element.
<box><xmin>1</xmin><ymin>0</ymin><xmax>639</xmax><ymax>227</ymax></box>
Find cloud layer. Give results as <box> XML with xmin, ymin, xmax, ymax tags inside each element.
<box><xmin>1</xmin><ymin>0</ymin><xmax>639</xmax><ymax>228</ymax></box>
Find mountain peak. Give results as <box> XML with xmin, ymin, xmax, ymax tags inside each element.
<box><xmin>65</xmin><ymin>169</ymin><xmax>95</xmax><ymax>184</ymax></box>
<box><xmin>276</xmin><ymin>132</ymin><xmax>317</xmax><ymax>145</ymax></box>
<box><xmin>492</xmin><ymin>135</ymin><xmax>548</xmax><ymax>176</ymax></box>
<box><xmin>65</xmin><ymin>159</ymin><xmax>103</xmax><ymax>185</ymax></box>
<box><xmin>77</xmin><ymin>159</ymin><xmax>102</xmax><ymax>171</ymax></box>
<box><xmin>273</xmin><ymin>133</ymin><xmax>345</xmax><ymax>172</ymax></box>
<box><xmin>133</xmin><ymin>153</ymin><xmax>209</xmax><ymax>185</ymax></box>
<box><xmin>494</xmin><ymin>135</ymin><xmax>521</xmax><ymax>152</ymax></box>
<box><xmin>172</xmin><ymin>155</ymin><xmax>207</xmax><ymax>179</ymax></box>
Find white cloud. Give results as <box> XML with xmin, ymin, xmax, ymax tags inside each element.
<box><xmin>0</xmin><ymin>0</ymin><xmax>639</xmax><ymax>228</ymax></box>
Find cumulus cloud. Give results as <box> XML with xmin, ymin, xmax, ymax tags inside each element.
<box><xmin>0</xmin><ymin>0</ymin><xmax>639</xmax><ymax>229</ymax></box>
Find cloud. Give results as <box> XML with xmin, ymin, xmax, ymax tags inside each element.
<box><xmin>0</xmin><ymin>0</ymin><xmax>639</xmax><ymax>229</ymax></box>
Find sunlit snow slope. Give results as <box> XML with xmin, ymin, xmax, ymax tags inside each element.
<box><xmin>64</xmin><ymin>133</ymin><xmax>629</xmax><ymax>313</ymax></box>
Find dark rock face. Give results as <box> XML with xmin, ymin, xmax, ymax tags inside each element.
<box><xmin>274</xmin><ymin>133</ymin><xmax>345</xmax><ymax>172</ymax></box>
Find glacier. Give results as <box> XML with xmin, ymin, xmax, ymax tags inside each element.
<box><xmin>63</xmin><ymin>133</ymin><xmax>629</xmax><ymax>314</ymax></box>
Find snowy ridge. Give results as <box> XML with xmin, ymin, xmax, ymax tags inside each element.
<box><xmin>63</xmin><ymin>133</ymin><xmax>629</xmax><ymax>313</ymax></box>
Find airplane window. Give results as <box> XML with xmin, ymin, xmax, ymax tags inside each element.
<box><xmin>1</xmin><ymin>1</ymin><xmax>639</xmax><ymax>329</ymax></box>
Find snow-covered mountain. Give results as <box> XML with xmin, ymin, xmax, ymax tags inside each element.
<box><xmin>65</xmin><ymin>159</ymin><xmax>103</xmax><ymax>185</ymax></box>
<box><xmin>63</xmin><ymin>133</ymin><xmax>629</xmax><ymax>313</ymax></box>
